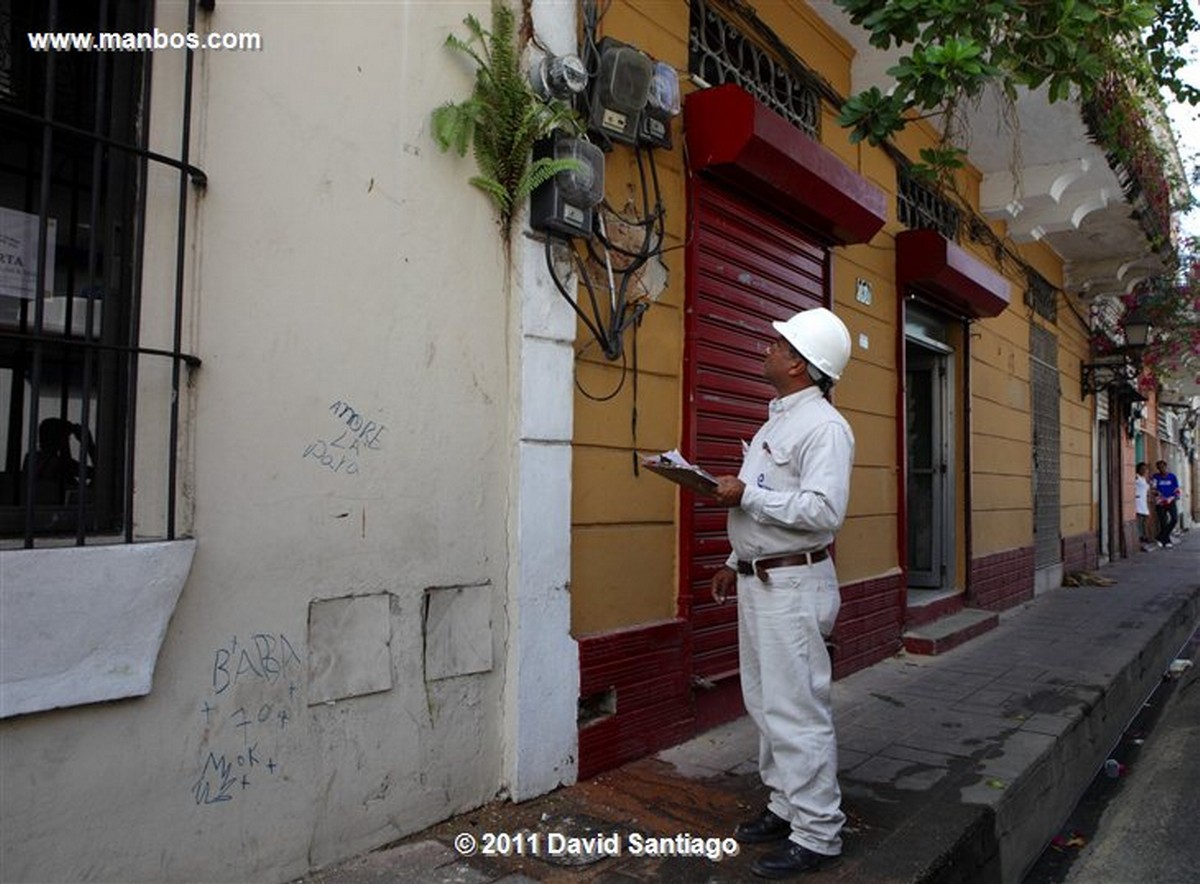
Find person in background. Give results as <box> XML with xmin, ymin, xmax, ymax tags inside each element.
<box><xmin>22</xmin><ymin>418</ymin><xmax>95</xmax><ymax>504</ymax></box>
<box><xmin>709</xmin><ymin>307</ymin><xmax>854</xmax><ymax>879</ymax></box>
<box><xmin>1151</xmin><ymin>460</ymin><xmax>1181</xmax><ymax>549</ymax></box>
<box><xmin>1134</xmin><ymin>462</ymin><xmax>1154</xmax><ymax>552</ymax></box>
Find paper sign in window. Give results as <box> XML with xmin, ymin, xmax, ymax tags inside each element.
<box><xmin>0</xmin><ymin>206</ymin><xmax>57</xmax><ymax>300</ymax></box>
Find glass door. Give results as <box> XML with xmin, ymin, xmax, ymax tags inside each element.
<box><xmin>906</xmin><ymin>344</ymin><xmax>950</xmax><ymax>587</ymax></box>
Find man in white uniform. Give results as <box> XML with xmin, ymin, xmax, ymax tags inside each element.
<box><xmin>710</xmin><ymin>307</ymin><xmax>854</xmax><ymax>879</ymax></box>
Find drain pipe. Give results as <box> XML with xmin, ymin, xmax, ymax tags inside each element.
<box><xmin>963</xmin><ymin>317</ymin><xmax>974</xmax><ymax>602</ymax></box>
<box><xmin>896</xmin><ymin>295</ymin><xmax>909</xmax><ymax>635</ymax></box>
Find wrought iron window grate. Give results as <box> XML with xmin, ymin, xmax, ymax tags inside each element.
<box><xmin>1025</xmin><ymin>271</ymin><xmax>1058</xmax><ymax>323</ymax></box>
<box><xmin>1030</xmin><ymin>324</ymin><xmax>1061</xmax><ymax>569</ymax></box>
<box><xmin>0</xmin><ymin>0</ymin><xmax>204</xmax><ymax>547</ymax></box>
<box><xmin>897</xmin><ymin>164</ymin><xmax>961</xmax><ymax>242</ymax></box>
<box><xmin>688</xmin><ymin>0</ymin><xmax>820</xmax><ymax>138</ymax></box>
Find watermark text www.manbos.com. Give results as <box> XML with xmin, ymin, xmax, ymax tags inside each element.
<box><xmin>27</xmin><ymin>29</ymin><xmax>263</xmax><ymax>52</ymax></box>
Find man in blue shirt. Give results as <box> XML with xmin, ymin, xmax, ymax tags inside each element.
<box><xmin>1152</xmin><ymin>460</ymin><xmax>1181</xmax><ymax>548</ymax></box>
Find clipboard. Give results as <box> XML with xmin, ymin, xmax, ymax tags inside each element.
<box><xmin>639</xmin><ymin>449</ymin><xmax>718</xmax><ymax>495</ymax></box>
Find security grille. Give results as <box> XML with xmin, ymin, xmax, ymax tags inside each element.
<box><xmin>1026</xmin><ymin>271</ymin><xmax>1058</xmax><ymax>323</ymax></box>
<box><xmin>685</xmin><ymin>178</ymin><xmax>827</xmax><ymax>719</ymax></box>
<box><xmin>1030</xmin><ymin>325</ymin><xmax>1061</xmax><ymax>568</ymax></box>
<box><xmin>688</xmin><ymin>0</ymin><xmax>821</xmax><ymax>138</ymax></box>
<box><xmin>0</xmin><ymin>0</ymin><xmax>203</xmax><ymax>546</ymax></box>
<box><xmin>897</xmin><ymin>163</ymin><xmax>961</xmax><ymax>241</ymax></box>
<box><xmin>1159</xmin><ymin>411</ymin><xmax>1174</xmax><ymax>442</ymax></box>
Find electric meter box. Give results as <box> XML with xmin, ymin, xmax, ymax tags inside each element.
<box><xmin>587</xmin><ymin>38</ymin><xmax>653</xmax><ymax>146</ymax></box>
<box><xmin>639</xmin><ymin>60</ymin><xmax>682</xmax><ymax>149</ymax></box>
<box><xmin>530</xmin><ymin>135</ymin><xmax>605</xmax><ymax>239</ymax></box>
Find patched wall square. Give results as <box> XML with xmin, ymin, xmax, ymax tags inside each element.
<box><xmin>424</xmin><ymin>583</ymin><xmax>493</xmax><ymax>681</ymax></box>
<box><xmin>307</xmin><ymin>594</ymin><xmax>393</xmax><ymax>705</ymax></box>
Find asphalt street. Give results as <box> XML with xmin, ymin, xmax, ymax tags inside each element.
<box><xmin>1024</xmin><ymin>626</ymin><xmax>1200</xmax><ymax>883</ymax></box>
<box><xmin>1061</xmin><ymin>639</ymin><xmax>1200</xmax><ymax>883</ymax></box>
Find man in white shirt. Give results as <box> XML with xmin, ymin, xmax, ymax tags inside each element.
<box><xmin>1134</xmin><ymin>462</ymin><xmax>1152</xmax><ymax>551</ymax></box>
<box><xmin>710</xmin><ymin>307</ymin><xmax>854</xmax><ymax>878</ymax></box>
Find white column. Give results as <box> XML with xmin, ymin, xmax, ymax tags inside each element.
<box><xmin>501</xmin><ymin>0</ymin><xmax>580</xmax><ymax>803</ymax></box>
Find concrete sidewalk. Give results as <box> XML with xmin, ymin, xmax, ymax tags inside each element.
<box><xmin>299</xmin><ymin>534</ymin><xmax>1200</xmax><ymax>884</ymax></box>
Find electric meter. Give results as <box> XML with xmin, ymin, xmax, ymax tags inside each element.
<box><xmin>533</xmin><ymin>54</ymin><xmax>588</xmax><ymax>101</ymax></box>
<box><xmin>530</xmin><ymin>136</ymin><xmax>606</xmax><ymax>239</ymax></box>
<box><xmin>640</xmin><ymin>61</ymin><xmax>681</xmax><ymax>149</ymax></box>
<box><xmin>586</xmin><ymin>38</ymin><xmax>653</xmax><ymax>146</ymax></box>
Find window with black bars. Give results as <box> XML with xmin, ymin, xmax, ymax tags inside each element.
<box><xmin>897</xmin><ymin>164</ymin><xmax>961</xmax><ymax>241</ymax></box>
<box><xmin>1025</xmin><ymin>271</ymin><xmax>1058</xmax><ymax>323</ymax></box>
<box><xmin>688</xmin><ymin>0</ymin><xmax>820</xmax><ymax>138</ymax></box>
<box><xmin>0</xmin><ymin>0</ymin><xmax>203</xmax><ymax>546</ymax></box>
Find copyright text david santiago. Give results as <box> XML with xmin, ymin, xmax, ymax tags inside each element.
<box><xmin>454</xmin><ymin>830</ymin><xmax>741</xmax><ymax>861</ymax></box>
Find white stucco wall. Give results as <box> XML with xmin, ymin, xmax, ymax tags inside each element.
<box><xmin>0</xmin><ymin>2</ymin><xmax>579</xmax><ymax>882</ymax></box>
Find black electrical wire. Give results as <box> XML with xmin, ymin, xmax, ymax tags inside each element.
<box><xmin>631</xmin><ymin>310</ymin><xmax>641</xmax><ymax>476</ymax></box>
<box><xmin>571</xmin><ymin>241</ymin><xmax>622</xmax><ymax>357</ymax></box>
<box><xmin>574</xmin><ymin>347</ymin><xmax>629</xmax><ymax>402</ymax></box>
<box><xmin>545</xmin><ymin>235</ymin><xmax>608</xmax><ymax>350</ymax></box>
<box><xmin>646</xmin><ymin>145</ymin><xmax>668</xmax><ymax>245</ymax></box>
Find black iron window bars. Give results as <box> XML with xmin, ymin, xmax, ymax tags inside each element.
<box><xmin>0</xmin><ymin>0</ymin><xmax>204</xmax><ymax>546</ymax></box>
<box><xmin>897</xmin><ymin>162</ymin><xmax>961</xmax><ymax>242</ymax></box>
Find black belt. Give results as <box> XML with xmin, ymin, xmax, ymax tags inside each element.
<box><xmin>737</xmin><ymin>549</ymin><xmax>828</xmax><ymax>582</ymax></box>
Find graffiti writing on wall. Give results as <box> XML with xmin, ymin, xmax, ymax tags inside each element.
<box><xmin>191</xmin><ymin>632</ymin><xmax>303</xmax><ymax>806</ymax></box>
<box><xmin>302</xmin><ymin>398</ymin><xmax>387</xmax><ymax>476</ymax></box>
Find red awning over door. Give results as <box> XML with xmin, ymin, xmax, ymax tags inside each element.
<box><xmin>685</xmin><ymin>84</ymin><xmax>887</xmax><ymax>247</ymax></box>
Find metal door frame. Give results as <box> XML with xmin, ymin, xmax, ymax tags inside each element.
<box><xmin>905</xmin><ymin>336</ymin><xmax>955</xmax><ymax>588</ymax></box>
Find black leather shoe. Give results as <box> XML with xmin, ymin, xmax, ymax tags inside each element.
<box><xmin>751</xmin><ymin>842</ymin><xmax>841</xmax><ymax>878</ymax></box>
<box><xmin>734</xmin><ymin>808</ymin><xmax>791</xmax><ymax>844</ymax></box>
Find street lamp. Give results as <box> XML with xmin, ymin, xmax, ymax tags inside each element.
<box><xmin>1122</xmin><ymin>308</ymin><xmax>1150</xmax><ymax>348</ymax></box>
<box><xmin>1080</xmin><ymin>308</ymin><xmax>1151</xmax><ymax>399</ymax></box>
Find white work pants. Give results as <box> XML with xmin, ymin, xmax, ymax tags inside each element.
<box><xmin>737</xmin><ymin>559</ymin><xmax>844</xmax><ymax>855</ymax></box>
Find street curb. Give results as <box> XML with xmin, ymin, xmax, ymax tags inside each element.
<box><xmin>987</xmin><ymin>586</ymin><xmax>1200</xmax><ymax>882</ymax></box>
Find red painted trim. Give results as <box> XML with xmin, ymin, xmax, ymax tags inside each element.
<box><xmin>896</xmin><ymin>229</ymin><xmax>1010</xmax><ymax>319</ymax></box>
<box><xmin>1062</xmin><ymin>531</ymin><xmax>1100</xmax><ymax>573</ymax></box>
<box><xmin>963</xmin><ymin>318</ymin><xmax>974</xmax><ymax>598</ymax></box>
<box><xmin>904</xmin><ymin>592</ymin><xmax>965</xmax><ymax>628</ymax></box>
<box><xmin>830</xmin><ymin>571</ymin><xmax>905</xmax><ymax>679</ymax></box>
<box><xmin>968</xmin><ymin>546</ymin><xmax>1036</xmax><ymax>610</ymax></box>
<box><xmin>902</xmin><ymin>612</ymin><xmax>998</xmax><ymax>655</ymax></box>
<box><xmin>680</xmin><ymin>175</ymin><xmax>700</xmax><ymax>625</ymax></box>
<box><xmin>684</xmin><ymin>84</ymin><xmax>887</xmax><ymax>246</ymax></box>
<box><xmin>577</xmin><ymin>620</ymin><xmax>694</xmax><ymax>780</ymax></box>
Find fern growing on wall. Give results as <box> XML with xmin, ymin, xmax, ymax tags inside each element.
<box><xmin>432</xmin><ymin>3</ymin><xmax>582</xmax><ymax>238</ymax></box>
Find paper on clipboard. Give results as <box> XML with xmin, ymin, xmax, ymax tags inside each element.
<box><xmin>640</xmin><ymin>449</ymin><xmax>718</xmax><ymax>495</ymax></box>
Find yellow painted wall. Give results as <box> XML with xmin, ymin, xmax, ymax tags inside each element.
<box><xmin>570</xmin><ymin>0</ymin><xmax>1093</xmax><ymax>635</ymax></box>
<box><xmin>570</xmin><ymin>0</ymin><xmax>893</xmax><ymax>637</ymax></box>
<box><xmin>569</xmin><ymin>0</ymin><xmax>689</xmax><ymax>636</ymax></box>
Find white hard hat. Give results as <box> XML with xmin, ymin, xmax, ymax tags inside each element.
<box><xmin>771</xmin><ymin>307</ymin><xmax>852</xmax><ymax>382</ymax></box>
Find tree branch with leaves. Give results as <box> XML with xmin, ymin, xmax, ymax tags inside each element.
<box><xmin>835</xmin><ymin>0</ymin><xmax>1199</xmax><ymax>185</ymax></box>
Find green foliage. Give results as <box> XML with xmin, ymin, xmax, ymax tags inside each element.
<box><xmin>1127</xmin><ymin>238</ymin><xmax>1200</xmax><ymax>390</ymax></box>
<box><xmin>431</xmin><ymin>4</ymin><xmax>582</xmax><ymax>236</ymax></box>
<box><xmin>833</xmin><ymin>0</ymin><xmax>1199</xmax><ymax>181</ymax></box>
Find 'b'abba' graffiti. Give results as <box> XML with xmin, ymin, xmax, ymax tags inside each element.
<box><xmin>192</xmin><ymin>632</ymin><xmax>302</xmax><ymax>806</ymax></box>
<box><xmin>211</xmin><ymin>632</ymin><xmax>302</xmax><ymax>694</ymax></box>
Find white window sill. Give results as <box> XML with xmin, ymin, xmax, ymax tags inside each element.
<box><xmin>0</xmin><ymin>539</ymin><xmax>196</xmax><ymax>718</ymax></box>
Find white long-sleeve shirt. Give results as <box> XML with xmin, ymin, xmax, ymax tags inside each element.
<box><xmin>1135</xmin><ymin>475</ymin><xmax>1150</xmax><ymax>516</ymax></box>
<box><xmin>725</xmin><ymin>386</ymin><xmax>854</xmax><ymax>566</ymax></box>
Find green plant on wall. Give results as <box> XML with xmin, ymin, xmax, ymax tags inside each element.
<box><xmin>432</xmin><ymin>2</ymin><xmax>582</xmax><ymax>238</ymax></box>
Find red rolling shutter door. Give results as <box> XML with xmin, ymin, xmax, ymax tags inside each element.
<box><xmin>684</xmin><ymin>180</ymin><xmax>828</xmax><ymax>722</ymax></box>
